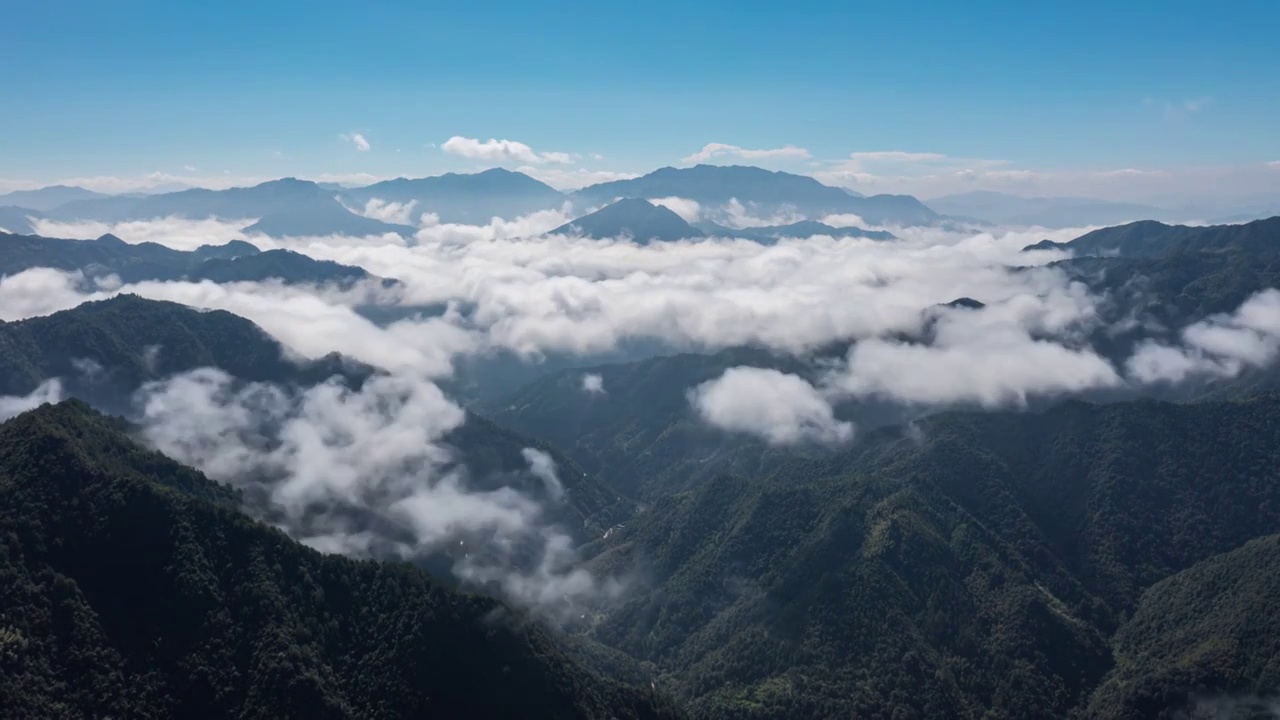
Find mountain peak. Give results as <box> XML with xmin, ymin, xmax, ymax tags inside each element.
<box><xmin>552</xmin><ymin>198</ymin><xmax>704</xmax><ymax>243</ymax></box>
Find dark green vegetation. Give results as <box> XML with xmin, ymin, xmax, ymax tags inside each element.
<box><xmin>0</xmin><ymin>295</ymin><xmax>363</xmax><ymax>413</ymax></box>
<box><xmin>0</xmin><ymin>400</ymin><xmax>678</xmax><ymax>719</ymax></box>
<box><xmin>0</xmin><ymin>295</ymin><xmax>631</xmax><ymax>540</ymax></box>
<box><xmin>578</xmin><ymin>395</ymin><xmax>1280</xmax><ymax>718</ymax></box>
<box><xmin>1049</xmin><ymin>216</ymin><xmax>1280</xmax><ymax>377</ymax></box>
<box><xmin>1087</xmin><ymin>534</ymin><xmax>1280</xmax><ymax>719</ymax></box>
<box><xmin>553</xmin><ymin>199</ymin><xmax>706</xmax><ymax>243</ymax></box>
<box><xmin>485</xmin><ymin>347</ymin><xmax>824</xmax><ymax>501</ymax></box>
<box><xmin>0</xmin><ymin>230</ymin><xmax>387</xmax><ymax>287</ymax></box>
<box><xmin>4</xmin><ymin>214</ymin><xmax>1280</xmax><ymax>717</ymax></box>
<box><xmin>1028</xmin><ymin>216</ymin><xmax>1280</xmax><ymax>259</ymax></box>
<box><xmin>480</xmin><ymin>215</ymin><xmax>1280</xmax><ymax>716</ymax></box>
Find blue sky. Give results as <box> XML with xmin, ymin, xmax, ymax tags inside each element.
<box><xmin>2</xmin><ymin>0</ymin><xmax>1278</xmax><ymax>199</ymax></box>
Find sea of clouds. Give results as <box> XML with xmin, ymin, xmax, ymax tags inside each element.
<box><xmin>3</xmin><ymin>203</ymin><xmax>1278</xmax><ymax>617</ymax></box>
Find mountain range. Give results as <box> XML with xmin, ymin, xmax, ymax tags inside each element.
<box><xmin>0</xmin><ymin>185</ymin><xmax>110</xmax><ymax>212</ymax></box>
<box><xmin>2</xmin><ymin>199</ymin><xmax>1280</xmax><ymax>716</ymax></box>
<box><xmin>0</xmin><ymin>230</ymin><xmax>386</xmax><ymax>288</ymax></box>
<box><xmin>3</xmin><ymin>166</ymin><xmax>953</xmax><ymax>239</ymax></box>
<box><xmin>696</xmin><ymin>219</ymin><xmax>897</xmax><ymax>242</ymax></box>
<box><xmin>1027</xmin><ymin>216</ymin><xmax>1280</xmax><ymax>258</ymax></box>
<box><xmin>572</xmin><ymin>165</ymin><xmax>942</xmax><ymax>227</ymax></box>
<box><xmin>41</xmin><ymin>178</ymin><xmax>416</xmax><ymax>239</ymax></box>
<box><xmin>926</xmin><ymin>191</ymin><xmax>1175</xmax><ymax>228</ymax></box>
<box><xmin>339</xmin><ymin>167</ymin><xmax>568</xmax><ymax>224</ymax></box>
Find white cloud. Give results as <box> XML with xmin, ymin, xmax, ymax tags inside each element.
<box><xmin>441</xmin><ymin>136</ymin><xmax>574</xmax><ymax>165</ymax></box>
<box><xmin>820</xmin><ymin>213</ymin><xmax>869</xmax><ymax>228</ymax></box>
<box><xmin>353</xmin><ymin>198</ymin><xmax>419</xmax><ymax>226</ymax></box>
<box><xmin>847</xmin><ymin>151</ymin><xmax>948</xmax><ymax>165</ymax></box>
<box><xmin>32</xmin><ymin>216</ymin><xmax>254</xmax><ymax>250</ymax></box>
<box><xmin>1127</xmin><ymin>289</ymin><xmax>1280</xmax><ymax>384</ymax></box>
<box><xmin>829</xmin><ymin>336</ymin><xmax>1121</xmax><ymax>407</ymax></box>
<box><xmin>1145</xmin><ymin>96</ymin><xmax>1213</xmax><ymax>120</ymax></box>
<box><xmin>824</xmin><ymin>287</ymin><xmax>1123</xmax><ymax>407</ymax></box>
<box><xmin>516</xmin><ymin>166</ymin><xmax>639</xmax><ymax>191</ymax></box>
<box><xmin>135</xmin><ymin>367</ymin><xmax>613</xmax><ymax>619</ymax></box>
<box><xmin>0</xmin><ymin>268</ymin><xmax>92</xmax><ymax>321</ymax></box>
<box><xmin>342</xmin><ymin>133</ymin><xmax>371</xmax><ymax>152</ymax></box>
<box><xmin>647</xmin><ymin>197</ymin><xmax>701</xmax><ymax>222</ymax></box>
<box><xmin>0</xmin><ymin>379</ymin><xmax>64</xmax><ymax>422</ymax></box>
<box><xmin>0</xmin><ymin>217</ymin><xmax>1096</xmax><ymax>365</ymax></box>
<box><xmin>682</xmin><ymin>143</ymin><xmax>811</xmax><ymax>164</ymax></box>
<box><xmin>581</xmin><ymin>373</ymin><xmax>605</xmax><ymax>394</ymax></box>
<box><xmin>689</xmin><ymin>367</ymin><xmax>852</xmax><ymax>446</ymax></box>
<box><xmin>720</xmin><ymin>198</ymin><xmax>805</xmax><ymax>228</ymax></box>
<box><xmin>521</xmin><ymin>447</ymin><xmax>564</xmax><ymax>501</ymax></box>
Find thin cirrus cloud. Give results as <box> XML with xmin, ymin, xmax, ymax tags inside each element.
<box><xmin>441</xmin><ymin>136</ymin><xmax>576</xmax><ymax>165</ymax></box>
<box><xmin>1144</xmin><ymin>96</ymin><xmax>1214</xmax><ymax>120</ymax></box>
<box><xmin>341</xmin><ymin>133</ymin><xmax>371</xmax><ymax>152</ymax></box>
<box><xmin>682</xmin><ymin>142</ymin><xmax>812</xmax><ymax>164</ymax></box>
<box><xmin>515</xmin><ymin>166</ymin><xmax>640</xmax><ymax>191</ymax></box>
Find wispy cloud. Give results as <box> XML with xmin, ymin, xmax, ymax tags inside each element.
<box><xmin>848</xmin><ymin>151</ymin><xmax>948</xmax><ymax>165</ymax></box>
<box><xmin>1144</xmin><ymin>96</ymin><xmax>1213</xmax><ymax>120</ymax></box>
<box><xmin>341</xmin><ymin>133</ymin><xmax>371</xmax><ymax>152</ymax></box>
<box><xmin>442</xmin><ymin>136</ymin><xmax>575</xmax><ymax>165</ymax></box>
<box><xmin>515</xmin><ymin>165</ymin><xmax>639</xmax><ymax>190</ymax></box>
<box><xmin>682</xmin><ymin>143</ymin><xmax>811</xmax><ymax>164</ymax></box>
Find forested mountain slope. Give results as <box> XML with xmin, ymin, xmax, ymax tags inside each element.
<box><xmin>0</xmin><ymin>296</ymin><xmax>632</xmax><ymax>539</ymax></box>
<box><xmin>0</xmin><ymin>400</ymin><xmax>678</xmax><ymax>719</ymax></box>
<box><xmin>1087</xmin><ymin>534</ymin><xmax>1280</xmax><ymax>719</ymax></box>
<box><xmin>577</xmin><ymin>395</ymin><xmax>1280</xmax><ymax>718</ymax></box>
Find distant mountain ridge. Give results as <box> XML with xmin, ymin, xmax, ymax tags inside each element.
<box><xmin>42</xmin><ymin>178</ymin><xmax>415</xmax><ymax>239</ymax></box>
<box><xmin>553</xmin><ymin>198</ymin><xmax>706</xmax><ymax>243</ymax></box>
<box><xmin>696</xmin><ymin>219</ymin><xmax>896</xmax><ymax>242</ymax></box>
<box><xmin>0</xmin><ymin>230</ymin><xmax>385</xmax><ymax>288</ymax></box>
<box><xmin>572</xmin><ymin>165</ymin><xmax>942</xmax><ymax>227</ymax></box>
<box><xmin>1026</xmin><ymin>215</ymin><xmax>1280</xmax><ymax>258</ymax></box>
<box><xmin>927</xmin><ymin>190</ymin><xmax>1174</xmax><ymax>228</ymax></box>
<box><xmin>0</xmin><ymin>185</ymin><xmax>109</xmax><ymax>212</ymax></box>
<box><xmin>342</xmin><ymin>167</ymin><xmax>566</xmax><ymax>224</ymax></box>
